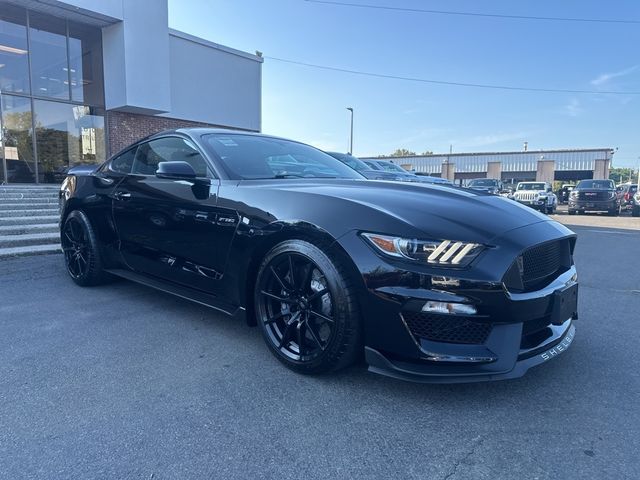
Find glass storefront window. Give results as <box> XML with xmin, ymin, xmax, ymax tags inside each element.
<box><xmin>33</xmin><ymin>99</ymin><xmax>105</xmax><ymax>183</ymax></box>
<box><xmin>69</xmin><ymin>22</ymin><xmax>104</xmax><ymax>106</ymax></box>
<box><xmin>0</xmin><ymin>5</ymin><xmax>30</xmax><ymax>94</ymax></box>
<box><xmin>1</xmin><ymin>95</ymin><xmax>36</xmax><ymax>183</ymax></box>
<box><xmin>29</xmin><ymin>12</ymin><xmax>69</xmax><ymax>100</ymax></box>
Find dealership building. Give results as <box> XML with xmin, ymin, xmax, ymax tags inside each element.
<box><xmin>0</xmin><ymin>0</ymin><xmax>262</xmax><ymax>184</ymax></box>
<box><xmin>362</xmin><ymin>148</ymin><xmax>615</xmax><ymax>185</ymax></box>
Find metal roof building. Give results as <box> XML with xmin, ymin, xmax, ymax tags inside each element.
<box><xmin>361</xmin><ymin>148</ymin><xmax>614</xmax><ymax>184</ymax></box>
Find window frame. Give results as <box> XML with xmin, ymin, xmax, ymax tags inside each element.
<box><xmin>129</xmin><ymin>135</ymin><xmax>217</xmax><ymax>179</ymax></box>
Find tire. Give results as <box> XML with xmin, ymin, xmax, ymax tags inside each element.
<box><xmin>255</xmin><ymin>239</ymin><xmax>362</xmax><ymax>375</ymax></box>
<box><xmin>546</xmin><ymin>205</ymin><xmax>555</xmax><ymax>214</ymax></box>
<box><xmin>608</xmin><ymin>206</ymin><xmax>620</xmax><ymax>217</ymax></box>
<box><xmin>568</xmin><ymin>209</ymin><xmax>576</xmax><ymax>215</ymax></box>
<box><xmin>61</xmin><ymin>210</ymin><xmax>110</xmax><ymax>286</ymax></box>
<box><xmin>633</xmin><ymin>206</ymin><xmax>640</xmax><ymax>217</ymax></box>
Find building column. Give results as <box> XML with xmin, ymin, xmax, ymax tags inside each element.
<box><xmin>593</xmin><ymin>159</ymin><xmax>610</xmax><ymax>180</ymax></box>
<box><xmin>536</xmin><ymin>160</ymin><xmax>555</xmax><ymax>183</ymax></box>
<box><xmin>441</xmin><ymin>162</ymin><xmax>455</xmax><ymax>182</ymax></box>
<box><xmin>486</xmin><ymin>161</ymin><xmax>502</xmax><ymax>180</ymax></box>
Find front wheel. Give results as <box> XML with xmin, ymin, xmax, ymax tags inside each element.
<box><xmin>633</xmin><ymin>206</ymin><xmax>640</xmax><ymax>217</ymax></box>
<box><xmin>61</xmin><ymin>210</ymin><xmax>110</xmax><ymax>286</ymax></box>
<box><xmin>608</xmin><ymin>206</ymin><xmax>620</xmax><ymax>217</ymax></box>
<box><xmin>255</xmin><ymin>239</ymin><xmax>362</xmax><ymax>374</ymax></box>
<box><xmin>546</xmin><ymin>205</ymin><xmax>556</xmax><ymax>214</ymax></box>
<box><xmin>568</xmin><ymin>209</ymin><xmax>576</xmax><ymax>215</ymax></box>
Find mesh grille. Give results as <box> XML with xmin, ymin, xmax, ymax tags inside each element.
<box><xmin>402</xmin><ymin>311</ymin><xmax>492</xmax><ymax>345</ymax></box>
<box><xmin>521</xmin><ymin>241</ymin><xmax>562</xmax><ymax>288</ymax></box>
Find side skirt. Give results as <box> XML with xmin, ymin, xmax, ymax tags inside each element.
<box><xmin>105</xmin><ymin>268</ymin><xmax>244</xmax><ymax>319</ymax></box>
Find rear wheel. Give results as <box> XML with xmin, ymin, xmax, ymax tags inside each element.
<box><xmin>61</xmin><ymin>210</ymin><xmax>109</xmax><ymax>286</ymax></box>
<box><xmin>255</xmin><ymin>240</ymin><xmax>361</xmax><ymax>374</ymax></box>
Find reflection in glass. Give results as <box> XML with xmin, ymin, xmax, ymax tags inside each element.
<box><xmin>1</xmin><ymin>95</ymin><xmax>36</xmax><ymax>183</ymax></box>
<box><xmin>69</xmin><ymin>22</ymin><xmax>104</xmax><ymax>106</ymax></box>
<box><xmin>34</xmin><ymin>99</ymin><xmax>105</xmax><ymax>183</ymax></box>
<box><xmin>29</xmin><ymin>12</ymin><xmax>69</xmax><ymax>100</ymax></box>
<box><xmin>0</xmin><ymin>5</ymin><xmax>30</xmax><ymax>94</ymax></box>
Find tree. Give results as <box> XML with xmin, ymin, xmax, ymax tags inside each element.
<box><xmin>609</xmin><ymin>167</ymin><xmax>636</xmax><ymax>184</ymax></box>
<box><xmin>387</xmin><ymin>148</ymin><xmax>416</xmax><ymax>157</ymax></box>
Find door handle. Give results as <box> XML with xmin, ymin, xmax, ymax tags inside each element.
<box><xmin>113</xmin><ymin>191</ymin><xmax>131</xmax><ymax>201</ymax></box>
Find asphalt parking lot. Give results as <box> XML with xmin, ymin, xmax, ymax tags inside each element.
<box><xmin>1</xmin><ymin>213</ymin><xmax>639</xmax><ymax>480</ymax></box>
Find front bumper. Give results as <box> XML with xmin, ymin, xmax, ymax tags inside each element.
<box><xmin>366</xmin><ymin>320</ymin><xmax>575</xmax><ymax>384</ymax></box>
<box><xmin>337</xmin><ymin>222</ymin><xmax>578</xmax><ymax>383</ymax></box>
<box><xmin>569</xmin><ymin>198</ymin><xmax>616</xmax><ymax>212</ymax></box>
<box><xmin>514</xmin><ymin>198</ymin><xmax>548</xmax><ymax>209</ymax></box>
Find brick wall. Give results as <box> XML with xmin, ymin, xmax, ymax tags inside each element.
<box><xmin>105</xmin><ymin>111</ymin><xmax>249</xmax><ymax>156</ymax></box>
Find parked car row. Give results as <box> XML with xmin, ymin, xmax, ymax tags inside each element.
<box><xmin>327</xmin><ymin>152</ymin><xmax>453</xmax><ymax>185</ymax></box>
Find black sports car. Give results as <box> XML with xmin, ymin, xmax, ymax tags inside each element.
<box><xmin>59</xmin><ymin>128</ymin><xmax>578</xmax><ymax>383</ymax></box>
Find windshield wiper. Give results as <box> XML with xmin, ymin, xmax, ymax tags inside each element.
<box><xmin>273</xmin><ymin>173</ymin><xmax>305</xmax><ymax>178</ymax></box>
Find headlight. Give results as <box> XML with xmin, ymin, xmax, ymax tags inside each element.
<box><xmin>570</xmin><ymin>191</ymin><xmax>578</xmax><ymax>198</ymax></box>
<box><xmin>608</xmin><ymin>191</ymin><xmax>616</xmax><ymax>199</ymax></box>
<box><xmin>361</xmin><ymin>233</ymin><xmax>483</xmax><ymax>266</ymax></box>
<box><xmin>634</xmin><ymin>193</ymin><xmax>640</xmax><ymax>201</ymax></box>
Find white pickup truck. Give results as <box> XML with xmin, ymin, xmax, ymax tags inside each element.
<box><xmin>512</xmin><ymin>181</ymin><xmax>557</xmax><ymax>214</ymax></box>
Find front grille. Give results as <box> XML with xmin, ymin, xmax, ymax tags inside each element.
<box><xmin>515</xmin><ymin>192</ymin><xmax>538</xmax><ymax>201</ymax></box>
<box><xmin>402</xmin><ymin>311</ymin><xmax>492</xmax><ymax>345</ymax></box>
<box><xmin>521</xmin><ymin>241</ymin><xmax>562</xmax><ymax>288</ymax></box>
<box><xmin>503</xmin><ymin>239</ymin><xmax>571</xmax><ymax>292</ymax></box>
<box><xmin>577</xmin><ymin>191</ymin><xmax>610</xmax><ymax>201</ymax></box>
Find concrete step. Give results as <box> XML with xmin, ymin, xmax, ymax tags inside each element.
<box><xmin>0</xmin><ymin>215</ymin><xmax>59</xmax><ymax>226</ymax></box>
<box><xmin>0</xmin><ymin>243</ymin><xmax>61</xmax><ymax>259</ymax></box>
<box><xmin>0</xmin><ymin>187</ymin><xmax>60</xmax><ymax>193</ymax></box>
<box><xmin>0</xmin><ymin>232</ymin><xmax>60</xmax><ymax>248</ymax></box>
<box><xmin>0</xmin><ymin>196</ymin><xmax>59</xmax><ymax>203</ymax></box>
<box><xmin>0</xmin><ymin>203</ymin><xmax>59</xmax><ymax>211</ymax></box>
<box><xmin>0</xmin><ymin>223</ymin><xmax>59</xmax><ymax>235</ymax></box>
<box><xmin>0</xmin><ymin>208</ymin><xmax>59</xmax><ymax>218</ymax></box>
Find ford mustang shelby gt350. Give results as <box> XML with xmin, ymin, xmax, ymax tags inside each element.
<box><xmin>59</xmin><ymin>129</ymin><xmax>578</xmax><ymax>383</ymax></box>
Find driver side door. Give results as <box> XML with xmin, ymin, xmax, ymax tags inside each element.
<box><xmin>112</xmin><ymin>136</ymin><xmax>236</xmax><ymax>297</ymax></box>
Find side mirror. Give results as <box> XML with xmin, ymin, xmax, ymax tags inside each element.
<box><xmin>156</xmin><ymin>161</ymin><xmax>197</xmax><ymax>181</ymax></box>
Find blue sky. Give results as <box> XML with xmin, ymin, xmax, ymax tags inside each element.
<box><xmin>168</xmin><ymin>0</ymin><xmax>640</xmax><ymax>167</ymax></box>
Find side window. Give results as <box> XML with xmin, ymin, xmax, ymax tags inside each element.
<box><xmin>131</xmin><ymin>137</ymin><xmax>210</xmax><ymax>177</ymax></box>
<box><xmin>109</xmin><ymin>147</ymin><xmax>136</xmax><ymax>174</ymax></box>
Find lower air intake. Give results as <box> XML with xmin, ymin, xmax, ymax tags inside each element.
<box><xmin>402</xmin><ymin>311</ymin><xmax>492</xmax><ymax>345</ymax></box>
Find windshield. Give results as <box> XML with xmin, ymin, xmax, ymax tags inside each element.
<box><xmin>376</xmin><ymin>161</ymin><xmax>410</xmax><ymax>174</ymax></box>
<box><xmin>517</xmin><ymin>183</ymin><xmax>546</xmax><ymax>191</ymax></box>
<box><xmin>203</xmin><ymin>134</ymin><xmax>364</xmax><ymax>180</ymax></box>
<box><xmin>327</xmin><ymin>152</ymin><xmax>371</xmax><ymax>172</ymax></box>
<box><xmin>469</xmin><ymin>179</ymin><xmax>498</xmax><ymax>187</ymax></box>
<box><xmin>364</xmin><ymin>160</ymin><xmax>382</xmax><ymax>170</ymax></box>
<box><xmin>576</xmin><ymin>180</ymin><xmax>614</xmax><ymax>189</ymax></box>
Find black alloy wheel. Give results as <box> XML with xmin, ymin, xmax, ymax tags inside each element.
<box><xmin>61</xmin><ymin>210</ymin><xmax>109</xmax><ymax>286</ymax></box>
<box><xmin>255</xmin><ymin>240</ymin><xmax>361</xmax><ymax>374</ymax></box>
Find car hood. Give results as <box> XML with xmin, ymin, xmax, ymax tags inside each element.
<box><xmin>237</xmin><ymin>179</ymin><xmax>553</xmax><ymax>244</ymax></box>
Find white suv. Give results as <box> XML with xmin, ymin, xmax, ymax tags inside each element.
<box><xmin>512</xmin><ymin>181</ymin><xmax>557</xmax><ymax>214</ymax></box>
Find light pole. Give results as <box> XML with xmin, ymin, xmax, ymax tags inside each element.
<box><xmin>346</xmin><ymin>107</ymin><xmax>354</xmax><ymax>154</ymax></box>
